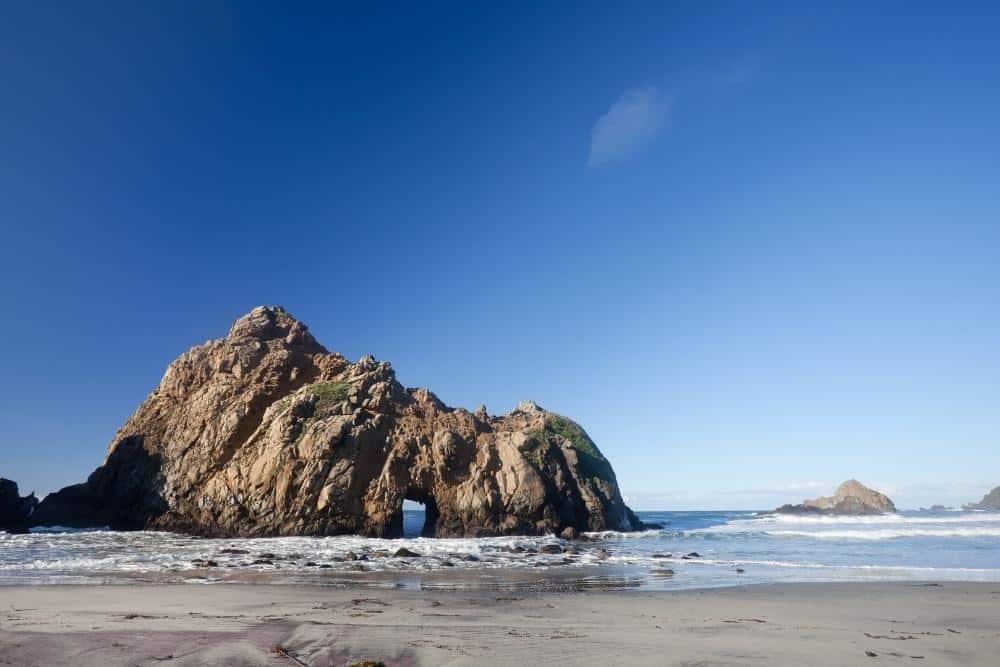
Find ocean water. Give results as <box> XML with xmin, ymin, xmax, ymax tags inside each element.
<box><xmin>2</xmin><ymin>509</ymin><xmax>998</xmax><ymax>590</ymax></box>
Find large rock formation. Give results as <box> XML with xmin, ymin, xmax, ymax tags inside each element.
<box><xmin>774</xmin><ymin>479</ymin><xmax>896</xmax><ymax>515</ymax></box>
<box><xmin>34</xmin><ymin>306</ymin><xmax>643</xmax><ymax>537</ymax></box>
<box><xmin>0</xmin><ymin>478</ymin><xmax>38</xmax><ymax>533</ymax></box>
<box><xmin>964</xmin><ymin>486</ymin><xmax>1000</xmax><ymax>510</ymax></box>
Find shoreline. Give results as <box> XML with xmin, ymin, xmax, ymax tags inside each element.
<box><xmin>2</xmin><ymin>581</ymin><xmax>998</xmax><ymax>665</ymax></box>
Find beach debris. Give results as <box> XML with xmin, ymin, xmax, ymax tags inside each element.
<box><xmin>272</xmin><ymin>644</ymin><xmax>308</xmax><ymax>666</ymax></box>
<box><xmin>865</xmin><ymin>651</ymin><xmax>878</xmax><ymax>657</ymax></box>
<box><xmin>865</xmin><ymin>632</ymin><xmax>918</xmax><ymax>640</ymax></box>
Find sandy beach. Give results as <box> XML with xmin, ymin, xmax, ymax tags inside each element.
<box><xmin>1</xmin><ymin>582</ymin><xmax>998</xmax><ymax>666</ymax></box>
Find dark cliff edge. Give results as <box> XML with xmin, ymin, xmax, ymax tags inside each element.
<box><xmin>0</xmin><ymin>478</ymin><xmax>38</xmax><ymax>534</ymax></box>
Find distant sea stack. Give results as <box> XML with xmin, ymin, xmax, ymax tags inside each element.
<box><xmin>0</xmin><ymin>478</ymin><xmax>37</xmax><ymax>533</ymax></box>
<box><xmin>33</xmin><ymin>306</ymin><xmax>643</xmax><ymax>538</ymax></box>
<box><xmin>964</xmin><ymin>486</ymin><xmax>1000</xmax><ymax>510</ymax></box>
<box><xmin>774</xmin><ymin>479</ymin><xmax>896</xmax><ymax>515</ymax></box>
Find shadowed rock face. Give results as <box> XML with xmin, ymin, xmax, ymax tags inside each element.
<box><xmin>774</xmin><ymin>479</ymin><xmax>896</xmax><ymax>515</ymax></box>
<box><xmin>0</xmin><ymin>478</ymin><xmax>37</xmax><ymax>533</ymax></box>
<box><xmin>34</xmin><ymin>306</ymin><xmax>643</xmax><ymax>537</ymax></box>
<box><xmin>965</xmin><ymin>486</ymin><xmax>1000</xmax><ymax>510</ymax></box>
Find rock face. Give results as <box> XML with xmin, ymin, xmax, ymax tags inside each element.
<box><xmin>775</xmin><ymin>479</ymin><xmax>896</xmax><ymax>515</ymax></box>
<box><xmin>34</xmin><ymin>306</ymin><xmax>643</xmax><ymax>537</ymax></box>
<box><xmin>965</xmin><ymin>486</ymin><xmax>1000</xmax><ymax>510</ymax></box>
<box><xmin>0</xmin><ymin>478</ymin><xmax>38</xmax><ymax>533</ymax></box>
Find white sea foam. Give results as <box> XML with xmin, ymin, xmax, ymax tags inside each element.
<box><xmin>767</xmin><ymin>527</ymin><xmax>1000</xmax><ymax>540</ymax></box>
<box><xmin>3</xmin><ymin>510</ymin><xmax>999</xmax><ymax>588</ymax></box>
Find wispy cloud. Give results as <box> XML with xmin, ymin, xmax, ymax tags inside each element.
<box><xmin>588</xmin><ymin>86</ymin><xmax>671</xmax><ymax>166</ymax></box>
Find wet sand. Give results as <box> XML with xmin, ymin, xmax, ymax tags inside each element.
<box><xmin>1</xmin><ymin>582</ymin><xmax>998</xmax><ymax>665</ymax></box>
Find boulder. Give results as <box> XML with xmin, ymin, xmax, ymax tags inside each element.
<box><xmin>774</xmin><ymin>479</ymin><xmax>895</xmax><ymax>515</ymax></box>
<box><xmin>33</xmin><ymin>306</ymin><xmax>643</xmax><ymax>538</ymax></box>
<box><xmin>0</xmin><ymin>478</ymin><xmax>37</xmax><ymax>533</ymax></box>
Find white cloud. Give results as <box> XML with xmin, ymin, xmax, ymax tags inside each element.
<box><xmin>588</xmin><ymin>86</ymin><xmax>671</xmax><ymax>166</ymax></box>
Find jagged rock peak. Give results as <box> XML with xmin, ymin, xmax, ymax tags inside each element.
<box><xmin>774</xmin><ymin>479</ymin><xmax>896</xmax><ymax>515</ymax></box>
<box><xmin>34</xmin><ymin>307</ymin><xmax>643</xmax><ymax>538</ymax></box>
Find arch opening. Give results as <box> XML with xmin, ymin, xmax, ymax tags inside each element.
<box><xmin>402</xmin><ymin>488</ymin><xmax>439</xmax><ymax>538</ymax></box>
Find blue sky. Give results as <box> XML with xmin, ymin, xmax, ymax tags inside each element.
<box><xmin>1</xmin><ymin>2</ymin><xmax>998</xmax><ymax>509</ymax></box>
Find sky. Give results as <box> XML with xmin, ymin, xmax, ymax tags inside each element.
<box><xmin>1</xmin><ymin>2</ymin><xmax>998</xmax><ymax>510</ymax></box>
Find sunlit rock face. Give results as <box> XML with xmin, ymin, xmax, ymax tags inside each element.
<box><xmin>34</xmin><ymin>307</ymin><xmax>642</xmax><ymax>538</ymax></box>
<box><xmin>775</xmin><ymin>479</ymin><xmax>896</xmax><ymax>515</ymax></box>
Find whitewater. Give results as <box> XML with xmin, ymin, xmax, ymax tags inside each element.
<box><xmin>2</xmin><ymin>509</ymin><xmax>998</xmax><ymax>590</ymax></box>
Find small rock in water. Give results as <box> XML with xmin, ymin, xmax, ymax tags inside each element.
<box><xmin>735</xmin><ymin>567</ymin><xmax>745</xmax><ymax>574</ymax></box>
<box><xmin>686</xmin><ymin>552</ymin><xmax>701</xmax><ymax>558</ymax></box>
<box><xmin>220</xmin><ymin>548</ymin><xmax>249</xmax><ymax>555</ymax></box>
<box><xmin>651</xmin><ymin>568</ymin><xmax>675</xmax><ymax>577</ymax></box>
<box><xmin>652</xmin><ymin>553</ymin><xmax>672</xmax><ymax>559</ymax></box>
<box><xmin>393</xmin><ymin>548</ymin><xmax>421</xmax><ymax>558</ymax></box>
<box><xmin>251</xmin><ymin>559</ymin><xmax>273</xmax><ymax>565</ymax></box>
<box><xmin>257</xmin><ymin>553</ymin><xmax>276</xmax><ymax>559</ymax></box>
<box><xmin>594</xmin><ymin>548</ymin><xmax>611</xmax><ymax>560</ymax></box>
<box><xmin>305</xmin><ymin>562</ymin><xmax>318</xmax><ymax>567</ymax></box>
<box><xmin>318</xmin><ymin>564</ymin><xmax>332</xmax><ymax>569</ymax></box>
<box><xmin>538</xmin><ymin>544</ymin><xmax>563</xmax><ymax>554</ymax></box>
<box><xmin>559</xmin><ymin>526</ymin><xmax>579</xmax><ymax>540</ymax></box>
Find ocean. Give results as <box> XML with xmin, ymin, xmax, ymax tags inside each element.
<box><xmin>3</xmin><ymin>509</ymin><xmax>998</xmax><ymax>590</ymax></box>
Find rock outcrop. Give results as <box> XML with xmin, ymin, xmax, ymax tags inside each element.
<box><xmin>34</xmin><ymin>306</ymin><xmax>643</xmax><ymax>537</ymax></box>
<box><xmin>774</xmin><ymin>479</ymin><xmax>896</xmax><ymax>515</ymax></box>
<box><xmin>0</xmin><ymin>478</ymin><xmax>38</xmax><ymax>533</ymax></box>
<box><xmin>964</xmin><ymin>486</ymin><xmax>1000</xmax><ymax>510</ymax></box>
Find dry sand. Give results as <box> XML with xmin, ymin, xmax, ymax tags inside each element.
<box><xmin>1</xmin><ymin>582</ymin><xmax>998</xmax><ymax>666</ymax></box>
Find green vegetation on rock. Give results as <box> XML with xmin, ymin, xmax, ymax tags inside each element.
<box><xmin>525</xmin><ymin>415</ymin><xmax>610</xmax><ymax>481</ymax></box>
<box><xmin>311</xmin><ymin>380</ymin><xmax>350</xmax><ymax>417</ymax></box>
